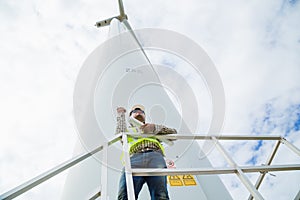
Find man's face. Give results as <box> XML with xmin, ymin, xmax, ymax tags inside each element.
<box><xmin>131</xmin><ymin>110</ymin><xmax>145</xmax><ymax>123</ymax></box>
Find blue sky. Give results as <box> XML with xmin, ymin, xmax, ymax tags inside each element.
<box><xmin>0</xmin><ymin>0</ymin><xmax>300</xmax><ymax>199</ymax></box>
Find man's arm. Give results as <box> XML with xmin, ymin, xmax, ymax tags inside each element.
<box><xmin>154</xmin><ymin>124</ymin><xmax>177</xmax><ymax>135</ymax></box>
<box><xmin>115</xmin><ymin>107</ymin><xmax>127</xmax><ymax>134</ymax></box>
<box><xmin>140</xmin><ymin>123</ymin><xmax>177</xmax><ymax>143</ymax></box>
<box><xmin>141</xmin><ymin>123</ymin><xmax>177</xmax><ymax>135</ymax></box>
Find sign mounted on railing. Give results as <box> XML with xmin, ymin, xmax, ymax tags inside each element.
<box><xmin>168</xmin><ymin>175</ymin><xmax>183</xmax><ymax>186</ymax></box>
<box><xmin>182</xmin><ymin>175</ymin><xmax>197</xmax><ymax>186</ymax></box>
<box><xmin>168</xmin><ymin>175</ymin><xmax>197</xmax><ymax>186</ymax></box>
<box><xmin>166</xmin><ymin>159</ymin><xmax>197</xmax><ymax>186</ymax></box>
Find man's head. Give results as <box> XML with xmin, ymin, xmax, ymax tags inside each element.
<box><xmin>129</xmin><ymin>104</ymin><xmax>145</xmax><ymax>123</ymax></box>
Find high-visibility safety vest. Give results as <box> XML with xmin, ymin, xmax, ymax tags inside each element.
<box><xmin>115</xmin><ymin>112</ymin><xmax>165</xmax><ymax>159</ymax></box>
<box><xmin>127</xmin><ymin>127</ymin><xmax>165</xmax><ymax>156</ymax></box>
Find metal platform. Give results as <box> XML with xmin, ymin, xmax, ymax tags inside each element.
<box><xmin>1</xmin><ymin>133</ymin><xmax>300</xmax><ymax>200</ymax></box>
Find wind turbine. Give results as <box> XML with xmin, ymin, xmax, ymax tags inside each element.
<box><xmin>0</xmin><ymin>1</ymin><xmax>298</xmax><ymax>200</ymax></box>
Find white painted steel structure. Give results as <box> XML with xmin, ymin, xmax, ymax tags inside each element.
<box><xmin>1</xmin><ymin>134</ymin><xmax>300</xmax><ymax>199</ymax></box>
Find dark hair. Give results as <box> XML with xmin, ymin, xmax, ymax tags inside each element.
<box><xmin>129</xmin><ymin>108</ymin><xmax>145</xmax><ymax>116</ymax></box>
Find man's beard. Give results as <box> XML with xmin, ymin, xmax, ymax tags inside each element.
<box><xmin>135</xmin><ymin>115</ymin><xmax>144</xmax><ymax>123</ymax></box>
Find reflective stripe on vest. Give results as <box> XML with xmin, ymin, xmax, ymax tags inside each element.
<box><xmin>127</xmin><ymin>127</ymin><xmax>165</xmax><ymax>155</ymax></box>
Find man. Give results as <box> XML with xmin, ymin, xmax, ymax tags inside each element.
<box><xmin>116</xmin><ymin>104</ymin><xmax>177</xmax><ymax>200</ymax></box>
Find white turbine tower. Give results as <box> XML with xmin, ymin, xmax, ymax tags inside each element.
<box><xmin>62</xmin><ymin>0</ymin><xmax>233</xmax><ymax>199</ymax></box>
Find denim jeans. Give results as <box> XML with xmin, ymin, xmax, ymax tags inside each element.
<box><xmin>117</xmin><ymin>151</ymin><xmax>169</xmax><ymax>200</ymax></box>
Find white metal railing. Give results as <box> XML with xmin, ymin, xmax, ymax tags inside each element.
<box><xmin>0</xmin><ymin>133</ymin><xmax>122</xmax><ymax>200</ymax></box>
<box><xmin>121</xmin><ymin>133</ymin><xmax>300</xmax><ymax>200</ymax></box>
<box><xmin>1</xmin><ymin>133</ymin><xmax>300</xmax><ymax>200</ymax></box>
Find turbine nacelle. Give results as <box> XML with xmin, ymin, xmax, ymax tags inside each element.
<box><xmin>95</xmin><ymin>15</ymin><xmax>128</xmax><ymax>28</ymax></box>
<box><xmin>95</xmin><ymin>0</ymin><xmax>128</xmax><ymax>28</ymax></box>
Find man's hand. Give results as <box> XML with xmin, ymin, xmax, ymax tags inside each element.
<box><xmin>117</xmin><ymin>107</ymin><xmax>126</xmax><ymax>114</ymax></box>
<box><xmin>140</xmin><ymin>123</ymin><xmax>155</xmax><ymax>134</ymax></box>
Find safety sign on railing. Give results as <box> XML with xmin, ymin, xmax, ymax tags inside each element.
<box><xmin>166</xmin><ymin>159</ymin><xmax>197</xmax><ymax>186</ymax></box>
<box><xmin>168</xmin><ymin>175</ymin><xmax>197</xmax><ymax>186</ymax></box>
<box><xmin>168</xmin><ymin>175</ymin><xmax>183</xmax><ymax>186</ymax></box>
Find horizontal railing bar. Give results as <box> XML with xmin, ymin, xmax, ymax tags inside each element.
<box><xmin>127</xmin><ymin>133</ymin><xmax>283</xmax><ymax>141</ymax></box>
<box><xmin>133</xmin><ymin>167</ymin><xmax>237</xmax><ymax>176</ymax></box>
<box><xmin>0</xmin><ymin>133</ymin><xmax>122</xmax><ymax>200</ymax></box>
<box><xmin>132</xmin><ymin>164</ymin><xmax>300</xmax><ymax>176</ymax></box>
<box><xmin>242</xmin><ymin>164</ymin><xmax>300</xmax><ymax>172</ymax></box>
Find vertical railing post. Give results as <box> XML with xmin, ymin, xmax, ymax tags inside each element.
<box><xmin>212</xmin><ymin>136</ymin><xmax>265</xmax><ymax>200</ymax></box>
<box><xmin>280</xmin><ymin>137</ymin><xmax>300</xmax><ymax>156</ymax></box>
<box><xmin>122</xmin><ymin>132</ymin><xmax>135</xmax><ymax>200</ymax></box>
<box><xmin>100</xmin><ymin>142</ymin><xmax>108</xmax><ymax>200</ymax></box>
<box><xmin>248</xmin><ymin>140</ymin><xmax>281</xmax><ymax>200</ymax></box>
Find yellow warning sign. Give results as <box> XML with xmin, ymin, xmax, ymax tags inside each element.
<box><xmin>168</xmin><ymin>175</ymin><xmax>197</xmax><ymax>186</ymax></box>
<box><xmin>168</xmin><ymin>175</ymin><xmax>183</xmax><ymax>186</ymax></box>
<box><xmin>182</xmin><ymin>175</ymin><xmax>197</xmax><ymax>186</ymax></box>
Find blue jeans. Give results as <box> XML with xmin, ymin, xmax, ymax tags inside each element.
<box><xmin>117</xmin><ymin>151</ymin><xmax>169</xmax><ymax>200</ymax></box>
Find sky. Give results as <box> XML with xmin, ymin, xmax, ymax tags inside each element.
<box><xmin>0</xmin><ymin>0</ymin><xmax>300</xmax><ymax>199</ymax></box>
